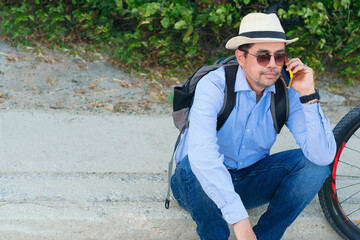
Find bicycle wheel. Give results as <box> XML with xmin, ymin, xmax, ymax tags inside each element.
<box><xmin>318</xmin><ymin>104</ymin><xmax>360</xmax><ymax>240</ymax></box>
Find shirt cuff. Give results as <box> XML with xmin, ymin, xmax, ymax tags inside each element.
<box><xmin>220</xmin><ymin>198</ymin><xmax>249</xmax><ymax>224</ymax></box>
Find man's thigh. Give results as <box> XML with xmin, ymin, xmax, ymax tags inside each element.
<box><xmin>229</xmin><ymin>149</ymin><xmax>312</xmax><ymax>209</ymax></box>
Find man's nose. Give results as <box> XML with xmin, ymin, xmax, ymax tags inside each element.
<box><xmin>267</xmin><ymin>55</ymin><xmax>278</xmax><ymax>68</ymax></box>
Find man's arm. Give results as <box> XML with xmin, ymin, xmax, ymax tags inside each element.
<box><xmin>187</xmin><ymin>68</ymin><xmax>248</xmax><ymax>225</ymax></box>
<box><xmin>234</xmin><ymin>218</ymin><xmax>257</xmax><ymax>240</ymax></box>
<box><xmin>285</xmin><ymin>59</ymin><xmax>336</xmax><ymax>164</ymax></box>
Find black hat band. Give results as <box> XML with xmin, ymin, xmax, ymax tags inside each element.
<box><xmin>239</xmin><ymin>31</ymin><xmax>286</xmax><ymax>39</ymax></box>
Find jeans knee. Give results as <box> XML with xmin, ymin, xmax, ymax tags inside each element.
<box><xmin>293</xmin><ymin>152</ymin><xmax>330</xmax><ymax>195</ymax></box>
<box><xmin>297</xmin><ymin>150</ymin><xmax>330</xmax><ymax>178</ymax></box>
<box><xmin>307</xmin><ymin>163</ymin><xmax>330</xmax><ymax>184</ymax></box>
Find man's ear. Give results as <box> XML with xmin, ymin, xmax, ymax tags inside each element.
<box><xmin>235</xmin><ymin>50</ymin><xmax>245</xmax><ymax>67</ymax></box>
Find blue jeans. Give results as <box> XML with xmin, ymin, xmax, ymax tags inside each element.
<box><xmin>171</xmin><ymin>149</ymin><xmax>330</xmax><ymax>240</ymax></box>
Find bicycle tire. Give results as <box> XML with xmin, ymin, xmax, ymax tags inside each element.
<box><xmin>318</xmin><ymin>104</ymin><xmax>360</xmax><ymax>240</ymax></box>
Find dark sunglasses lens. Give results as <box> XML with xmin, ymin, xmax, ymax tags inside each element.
<box><xmin>256</xmin><ymin>54</ymin><xmax>271</xmax><ymax>66</ymax></box>
<box><xmin>275</xmin><ymin>53</ymin><xmax>286</xmax><ymax>66</ymax></box>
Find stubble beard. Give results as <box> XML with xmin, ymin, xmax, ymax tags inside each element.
<box><xmin>243</xmin><ymin>67</ymin><xmax>281</xmax><ymax>91</ymax></box>
<box><xmin>257</xmin><ymin>69</ymin><xmax>280</xmax><ymax>88</ymax></box>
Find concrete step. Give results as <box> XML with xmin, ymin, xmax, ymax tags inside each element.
<box><xmin>0</xmin><ymin>110</ymin><xmax>177</xmax><ymax>173</ymax></box>
<box><xmin>0</xmin><ymin>172</ymin><xmax>166</xmax><ymax>202</ymax></box>
<box><xmin>0</xmin><ymin>109</ymin><xmax>348</xmax><ymax>239</ymax></box>
<box><xmin>0</xmin><ymin>199</ymin><xmax>341</xmax><ymax>239</ymax></box>
<box><xmin>0</xmin><ymin>170</ymin><xmax>342</xmax><ymax>239</ymax></box>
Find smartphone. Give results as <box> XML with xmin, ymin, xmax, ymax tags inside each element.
<box><xmin>281</xmin><ymin>65</ymin><xmax>293</xmax><ymax>89</ymax></box>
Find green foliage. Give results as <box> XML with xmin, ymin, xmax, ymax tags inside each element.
<box><xmin>279</xmin><ymin>0</ymin><xmax>360</xmax><ymax>84</ymax></box>
<box><xmin>0</xmin><ymin>0</ymin><xmax>359</xmax><ymax>84</ymax></box>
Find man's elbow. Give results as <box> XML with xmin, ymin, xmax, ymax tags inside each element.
<box><xmin>310</xmin><ymin>145</ymin><xmax>337</xmax><ymax>166</ymax></box>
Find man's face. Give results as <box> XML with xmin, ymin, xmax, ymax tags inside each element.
<box><xmin>236</xmin><ymin>42</ymin><xmax>286</xmax><ymax>91</ymax></box>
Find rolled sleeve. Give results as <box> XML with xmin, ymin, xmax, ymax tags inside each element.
<box><xmin>221</xmin><ymin>198</ymin><xmax>249</xmax><ymax>224</ymax></box>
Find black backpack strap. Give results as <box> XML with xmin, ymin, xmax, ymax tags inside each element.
<box><xmin>271</xmin><ymin>79</ymin><xmax>289</xmax><ymax>133</ymax></box>
<box><xmin>217</xmin><ymin>65</ymin><xmax>238</xmax><ymax>131</ymax></box>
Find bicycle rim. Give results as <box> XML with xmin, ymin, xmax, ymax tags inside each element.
<box><xmin>320</xmin><ymin>105</ymin><xmax>360</xmax><ymax>239</ymax></box>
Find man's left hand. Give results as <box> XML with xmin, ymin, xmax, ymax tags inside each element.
<box><xmin>286</xmin><ymin>58</ymin><xmax>316</xmax><ymax>96</ymax></box>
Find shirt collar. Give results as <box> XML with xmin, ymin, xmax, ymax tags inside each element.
<box><xmin>234</xmin><ymin>66</ymin><xmax>276</xmax><ymax>94</ymax></box>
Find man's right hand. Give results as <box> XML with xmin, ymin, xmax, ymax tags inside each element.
<box><xmin>234</xmin><ymin>218</ymin><xmax>257</xmax><ymax>240</ymax></box>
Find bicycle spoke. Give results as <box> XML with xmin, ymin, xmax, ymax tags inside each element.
<box><xmin>337</xmin><ymin>181</ymin><xmax>360</xmax><ymax>190</ymax></box>
<box><xmin>344</xmin><ymin>146</ymin><xmax>360</xmax><ymax>155</ymax></box>
<box><xmin>338</xmin><ymin>160</ymin><xmax>360</xmax><ymax>171</ymax></box>
<box><xmin>353</xmin><ymin>133</ymin><xmax>359</xmax><ymax>140</ymax></box>
<box><xmin>337</xmin><ymin>175</ymin><xmax>360</xmax><ymax>178</ymax></box>
<box><xmin>340</xmin><ymin>189</ymin><xmax>360</xmax><ymax>204</ymax></box>
<box><xmin>345</xmin><ymin>207</ymin><xmax>360</xmax><ymax>217</ymax></box>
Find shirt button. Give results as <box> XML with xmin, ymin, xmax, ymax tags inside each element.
<box><xmin>242</xmin><ymin>146</ymin><xmax>245</xmax><ymax>149</ymax></box>
<box><xmin>240</xmin><ymin>162</ymin><xmax>242</xmax><ymax>165</ymax></box>
<box><xmin>247</xmin><ymin>129</ymin><xmax>250</xmax><ymax>133</ymax></box>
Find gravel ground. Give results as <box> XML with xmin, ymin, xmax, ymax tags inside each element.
<box><xmin>0</xmin><ymin>40</ymin><xmax>172</xmax><ymax>116</ymax></box>
<box><xmin>0</xmin><ymin>39</ymin><xmax>358</xmax><ymax>123</ymax></box>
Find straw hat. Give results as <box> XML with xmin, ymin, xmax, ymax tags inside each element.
<box><xmin>225</xmin><ymin>13</ymin><xmax>298</xmax><ymax>50</ymax></box>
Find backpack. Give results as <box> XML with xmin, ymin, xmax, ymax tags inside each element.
<box><xmin>165</xmin><ymin>55</ymin><xmax>289</xmax><ymax>209</ymax></box>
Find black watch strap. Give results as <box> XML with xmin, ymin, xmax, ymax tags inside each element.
<box><xmin>299</xmin><ymin>89</ymin><xmax>320</xmax><ymax>103</ymax></box>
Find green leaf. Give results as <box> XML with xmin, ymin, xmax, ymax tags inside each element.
<box><xmin>161</xmin><ymin>17</ymin><xmax>171</xmax><ymax>29</ymax></box>
<box><xmin>317</xmin><ymin>2</ymin><xmax>325</xmax><ymax>11</ymax></box>
<box><xmin>184</xmin><ymin>26</ymin><xmax>193</xmax><ymax>39</ymax></box>
<box><xmin>174</xmin><ymin>20</ymin><xmax>187</xmax><ymax>29</ymax></box>
<box><xmin>144</xmin><ymin>3</ymin><xmax>161</xmax><ymax>17</ymax></box>
<box><xmin>183</xmin><ymin>36</ymin><xmax>190</xmax><ymax>43</ymax></box>
<box><xmin>141</xmin><ymin>41</ymin><xmax>148</xmax><ymax>48</ymax></box>
<box><xmin>341</xmin><ymin>0</ymin><xmax>350</xmax><ymax>7</ymax></box>
<box><xmin>192</xmin><ymin>32</ymin><xmax>199</xmax><ymax>45</ymax></box>
<box><xmin>115</xmin><ymin>0</ymin><xmax>123</xmax><ymax>10</ymax></box>
<box><xmin>65</xmin><ymin>15</ymin><xmax>71</xmax><ymax>22</ymax></box>
<box><xmin>287</xmin><ymin>29</ymin><xmax>298</xmax><ymax>37</ymax></box>
<box><xmin>227</xmin><ymin>14</ymin><xmax>233</xmax><ymax>25</ymax></box>
<box><xmin>28</xmin><ymin>15</ymin><xmax>35</xmax><ymax>22</ymax></box>
<box><xmin>244</xmin><ymin>0</ymin><xmax>250</xmax><ymax>5</ymax></box>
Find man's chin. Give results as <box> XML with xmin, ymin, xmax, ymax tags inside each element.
<box><xmin>262</xmin><ymin>77</ymin><xmax>278</xmax><ymax>87</ymax></box>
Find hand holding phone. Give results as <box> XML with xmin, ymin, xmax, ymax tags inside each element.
<box><xmin>283</xmin><ymin>57</ymin><xmax>315</xmax><ymax>96</ymax></box>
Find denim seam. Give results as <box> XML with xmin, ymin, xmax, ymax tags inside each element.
<box><xmin>171</xmin><ymin>172</ymin><xmax>187</xmax><ymax>208</ymax></box>
<box><xmin>231</xmin><ymin>165</ymin><xmax>292</xmax><ymax>181</ymax></box>
<box><xmin>183</xmin><ymin>169</ymin><xmax>229</xmax><ymax>240</ymax></box>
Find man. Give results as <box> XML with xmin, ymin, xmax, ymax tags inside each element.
<box><xmin>171</xmin><ymin>13</ymin><xmax>336</xmax><ymax>240</ymax></box>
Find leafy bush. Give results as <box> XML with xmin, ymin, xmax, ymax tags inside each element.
<box><xmin>0</xmin><ymin>0</ymin><xmax>359</xmax><ymax>84</ymax></box>
<box><xmin>279</xmin><ymin>0</ymin><xmax>360</xmax><ymax>84</ymax></box>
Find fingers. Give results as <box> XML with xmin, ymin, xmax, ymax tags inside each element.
<box><xmin>286</xmin><ymin>58</ymin><xmax>311</xmax><ymax>74</ymax></box>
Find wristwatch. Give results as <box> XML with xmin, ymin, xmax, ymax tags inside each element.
<box><xmin>299</xmin><ymin>89</ymin><xmax>320</xmax><ymax>104</ymax></box>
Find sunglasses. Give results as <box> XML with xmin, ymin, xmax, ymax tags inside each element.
<box><xmin>242</xmin><ymin>51</ymin><xmax>287</xmax><ymax>66</ymax></box>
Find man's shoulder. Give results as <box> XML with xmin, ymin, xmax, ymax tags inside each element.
<box><xmin>197</xmin><ymin>65</ymin><xmax>226</xmax><ymax>91</ymax></box>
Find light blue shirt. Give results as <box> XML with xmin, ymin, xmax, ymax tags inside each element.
<box><xmin>175</xmin><ymin>66</ymin><xmax>336</xmax><ymax>224</ymax></box>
